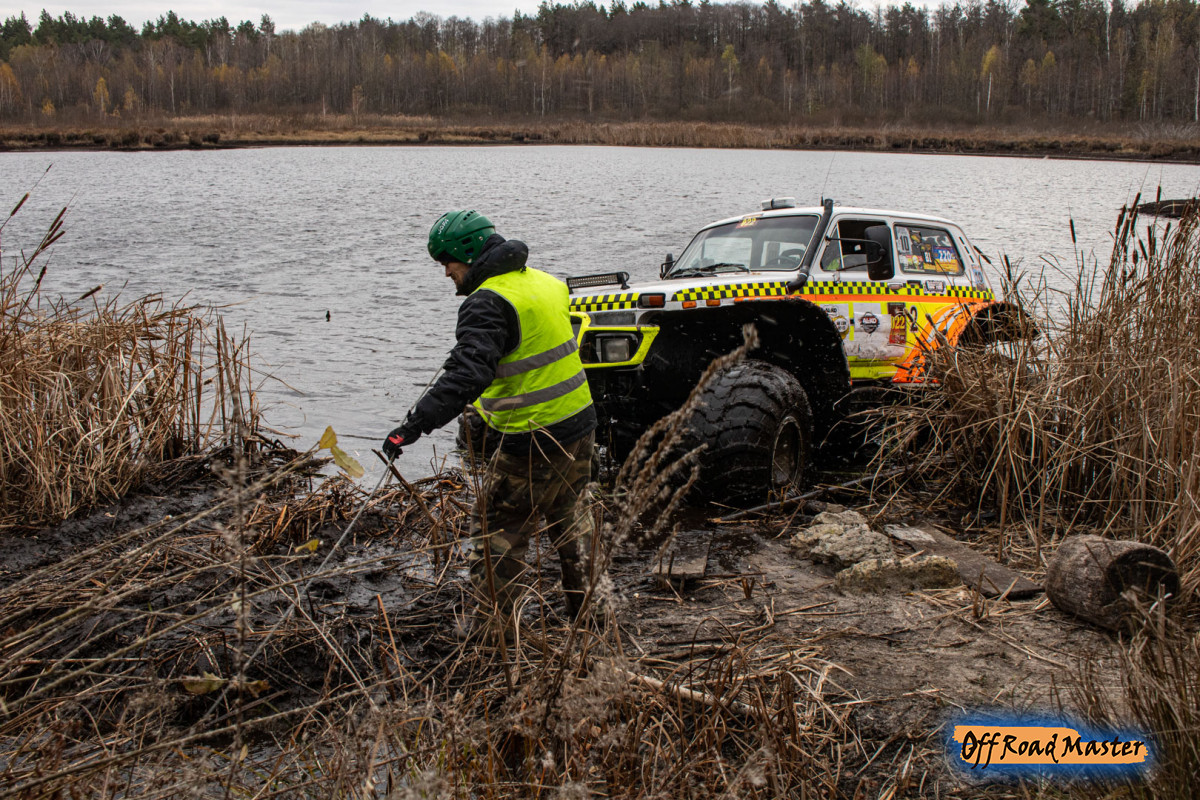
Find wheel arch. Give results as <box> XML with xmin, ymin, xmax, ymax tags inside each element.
<box><xmin>956</xmin><ymin>300</ymin><xmax>1039</xmax><ymax>347</ymax></box>
<box><xmin>643</xmin><ymin>297</ymin><xmax>850</xmax><ymax>435</ymax></box>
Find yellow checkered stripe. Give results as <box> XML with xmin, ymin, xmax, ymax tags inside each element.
<box><xmin>570</xmin><ymin>292</ymin><xmax>639</xmax><ymax>311</ymax></box>
<box><xmin>672</xmin><ymin>282</ymin><xmax>789</xmax><ymax>302</ymax></box>
<box><xmin>670</xmin><ymin>281</ymin><xmax>997</xmax><ymax>302</ymax></box>
<box><xmin>945</xmin><ymin>287</ymin><xmax>995</xmax><ymax>300</ymax></box>
<box><xmin>798</xmin><ymin>280</ymin><xmax>890</xmax><ymax>296</ymax></box>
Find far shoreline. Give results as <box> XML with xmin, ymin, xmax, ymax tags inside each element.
<box><xmin>4</xmin><ymin>116</ymin><xmax>1200</xmax><ymax>165</ymax></box>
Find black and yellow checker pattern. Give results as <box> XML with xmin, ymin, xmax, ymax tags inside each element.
<box><xmin>570</xmin><ymin>292</ymin><xmax>639</xmax><ymax>312</ymax></box>
<box><xmin>672</xmin><ymin>281</ymin><xmax>789</xmax><ymax>302</ymax></box>
<box><xmin>945</xmin><ymin>287</ymin><xmax>995</xmax><ymax>300</ymax></box>
<box><xmin>795</xmin><ymin>280</ymin><xmax>891</xmax><ymax>296</ymax></box>
<box><xmin>572</xmin><ymin>281</ymin><xmax>995</xmax><ymax>309</ymax></box>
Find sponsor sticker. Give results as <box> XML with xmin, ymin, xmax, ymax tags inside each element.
<box><xmin>925</xmin><ymin>280</ymin><xmax>945</xmax><ymax>293</ymax></box>
<box><xmin>859</xmin><ymin>312</ymin><xmax>880</xmax><ymax>334</ymax></box>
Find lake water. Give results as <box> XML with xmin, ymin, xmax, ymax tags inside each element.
<box><xmin>3</xmin><ymin>145</ymin><xmax>1199</xmax><ymax>474</ymax></box>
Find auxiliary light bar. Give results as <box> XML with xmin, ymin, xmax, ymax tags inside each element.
<box><xmin>566</xmin><ymin>271</ymin><xmax>631</xmax><ymax>291</ymax></box>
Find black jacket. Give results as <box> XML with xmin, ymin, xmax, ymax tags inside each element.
<box><xmin>397</xmin><ymin>235</ymin><xmax>595</xmax><ymax>454</ymax></box>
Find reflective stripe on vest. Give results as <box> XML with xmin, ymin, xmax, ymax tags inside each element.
<box><xmin>471</xmin><ymin>267</ymin><xmax>593</xmax><ymax>434</ymax></box>
<box><xmin>494</xmin><ymin>337</ymin><xmax>579</xmax><ymax>379</ymax></box>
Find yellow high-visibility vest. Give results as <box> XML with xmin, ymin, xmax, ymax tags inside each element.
<box><xmin>472</xmin><ymin>268</ymin><xmax>592</xmax><ymax>434</ymax></box>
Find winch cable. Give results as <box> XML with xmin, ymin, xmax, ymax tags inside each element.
<box><xmin>204</xmin><ymin>368</ymin><xmax>445</xmax><ymax>720</ymax></box>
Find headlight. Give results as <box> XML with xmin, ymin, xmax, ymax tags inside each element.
<box><xmin>598</xmin><ymin>335</ymin><xmax>635</xmax><ymax>363</ymax></box>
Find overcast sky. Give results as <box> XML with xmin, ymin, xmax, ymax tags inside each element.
<box><xmin>3</xmin><ymin>1</ymin><xmax>552</xmax><ymax>32</ymax></box>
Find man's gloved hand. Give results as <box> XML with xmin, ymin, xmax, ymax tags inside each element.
<box><xmin>383</xmin><ymin>426</ymin><xmax>419</xmax><ymax>460</ymax></box>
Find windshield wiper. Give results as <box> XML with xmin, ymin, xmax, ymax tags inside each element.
<box><xmin>670</xmin><ymin>262</ymin><xmax>750</xmax><ymax>277</ymax></box>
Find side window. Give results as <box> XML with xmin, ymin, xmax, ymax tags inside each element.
<box><xmin>820</xmin><ymin>219</ymin><xmax>887</xmax><ymax>272</ymax></box>
<box><xmin>894</xmin><ymin>224</ymin><xmax>964</xmax><ymax>275</ymax></box>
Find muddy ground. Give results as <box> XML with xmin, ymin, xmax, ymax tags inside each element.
<box><xmin>0</xmin><ymin>459</ymin><xmax>1127</xmax><ymax>797</ymax></box>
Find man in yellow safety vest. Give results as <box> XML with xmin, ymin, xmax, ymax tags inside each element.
<box><xmin>382</xmin><ymin>210</ymin><xmax>596</xmax><ymax>642</ymax></box>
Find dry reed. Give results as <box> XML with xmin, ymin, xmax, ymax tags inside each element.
<box><xmin>0</xmin><ymin>192</ymin><xmax>261</xmax><ymax>528</ymax></box>
<box><xmin>6</xmin><ymin>116</ymin><xmax>1200</xmax><ymax>161</ymax></box>
<box><xmin>869</xmin><ymin>198</ymin><xmax>1200</xmax><ymax>797</ymax></box>
<box><xmin>878</xmin><ymin>197</ymin><xmax>1200</xmax><ymax>594</ymax></box>
<box><xmin>1072</xmin><ymin>605</ymin><xmax>1200</xmax><ymax>800</ymax></box>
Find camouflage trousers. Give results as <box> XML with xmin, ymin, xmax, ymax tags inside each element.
<box><xmin>466</xmin><ymin>432</ymin><xmax>595</xmax><ymax>620</ymax></box>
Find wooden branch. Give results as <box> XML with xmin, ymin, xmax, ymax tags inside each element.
<box><xmin>714</xmin><ymin>465</ymin><xmax>910</xmax><ymax>523</ymax></box>
<box><xmin>612</xmin><ymin>665</ymin><xmax>757</xmax><ymax>717</ymax></box>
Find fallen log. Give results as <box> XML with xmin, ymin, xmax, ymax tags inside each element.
<box><xmin>1044</xmin><ymin>535</ymin><xmax>1179</xmax><ymax>631</ymax></box>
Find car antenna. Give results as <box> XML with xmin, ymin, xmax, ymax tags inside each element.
<box><xmin>820</xmin><ymin>151</ymin><xmax>836</xmax><ymax>200</ymax></box>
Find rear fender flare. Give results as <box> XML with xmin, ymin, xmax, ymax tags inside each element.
<box><xmin>955</xmin><ymin>300</ymin><xmax>1039</xmax><ymax>348</ymax></box>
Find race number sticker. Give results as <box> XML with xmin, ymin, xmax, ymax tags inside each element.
<box><xmin>889</xmin><ymin>313</ymin><xmax>908</xmax><ymax>345</ymax></box>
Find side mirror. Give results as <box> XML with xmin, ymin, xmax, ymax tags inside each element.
<box><xmin>863</xmin><ymin>226</ymin><xmax>894</xmax><ymax>281</ymax></box>
<box><xmin>660</xmin><ymin>253</ymin><xmax>675</xmax><ymax>279</ymax></box>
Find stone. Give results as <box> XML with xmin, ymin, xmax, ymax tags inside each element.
<box><xmin>789</xmin><ymin>510</ymin><xmax>896</xmax><ymax>568</ymax></box>
<box><xmin>835</xmin><ymin>555</ymin><xmax>962</xmax><ymax>593</ymax></box>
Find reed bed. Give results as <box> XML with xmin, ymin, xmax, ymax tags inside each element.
<box><xmin>5</xmin><ymin>116</ymin><xmax>1199</xmax><ymax>160</ymax></box>
<box><xmin>877</xmin><ymin>197</ymin><xmax>1200</xmax><ymax>594</ymax></box>
<box><xmin>0</xmin><ymin>194</ymin><xmax>261</xmax><ymax>528</ymax></box>
<box><xmin>869</xmin><ymin>197</ymin><xmax>1200</xmax><ymax>796</ymax></box>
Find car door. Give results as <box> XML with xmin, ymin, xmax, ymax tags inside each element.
<box><xmin>810</xmin><ymin>216</ymin><xmax>900</xmax><ymax>369</ymax></box>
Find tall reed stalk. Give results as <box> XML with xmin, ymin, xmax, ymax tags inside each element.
<box><xmin>0</xmin><ymin>195</ymin><xmax>260</xmax><ymax>528</ymax></box>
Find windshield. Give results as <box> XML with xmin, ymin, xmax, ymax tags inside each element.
<box><xmin>668</xmin><ymin>215</ymin><xmax>819</xmax><ymax>277</ymax></box>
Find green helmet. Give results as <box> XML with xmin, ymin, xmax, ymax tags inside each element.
<box><xmin>427</xmin><ymin>210</ymin><xmax>495</xmax><ymax>265</ymax></box>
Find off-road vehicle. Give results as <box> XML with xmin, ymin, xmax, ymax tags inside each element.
<box><xmin>566</xmin><ymin>198</ymin><xmax>1025</xmax><ymax>502</ymax></box>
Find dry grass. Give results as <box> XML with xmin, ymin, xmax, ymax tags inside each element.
<box><xmin>0</xmin><ymin>189</ymin><xmax>261</xmax><ymax>528</ymax></box>
<box><xmin>878</xmin><ymin>197</ymin><xmax>1200</xmax><ymax>593</ymax></box>
<box><xmin>1071</xmin><ymin>606</ymin><xmax>1200</xmax><ymax>800</ymax></box>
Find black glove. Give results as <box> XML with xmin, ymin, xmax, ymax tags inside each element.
<box><xmin>383</xmin><ymin>426</ymin><xmax>419</xmax><ymax>460</ymax></box>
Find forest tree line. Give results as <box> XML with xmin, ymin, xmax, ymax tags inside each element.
<box><xmin>2</xmin><ymin>0</ymin><xmax>1200</xmax><ymax>126</ymax></box>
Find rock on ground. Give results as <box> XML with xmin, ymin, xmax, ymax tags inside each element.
<box><xmin>836</xmin><ymin>555</ymin><xmax>962</xmax><ymax>593</ymax></box>
<box><xmin>789</xmin><ymin>510</ymin><xmax>895</xmax><ymax>568</ymax></box>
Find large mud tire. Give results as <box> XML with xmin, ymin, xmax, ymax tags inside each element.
<box><xmin>682</xmin><ymin>360</ymin><xmax>812</xmax><ymax>503</ymax></box>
